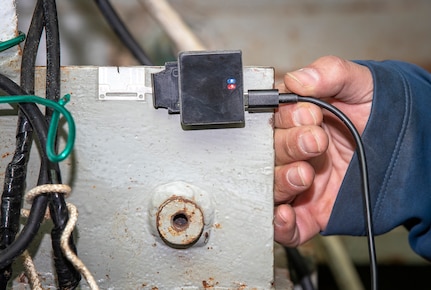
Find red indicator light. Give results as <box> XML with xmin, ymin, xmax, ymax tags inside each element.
<box><xmin>227</xmin><ymin>84</ymin><xmax>236</xmax><ymax>90</ymax></box>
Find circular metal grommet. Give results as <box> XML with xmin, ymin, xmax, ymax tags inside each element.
<box><xmin>156</xmin><ymin>196</ymin><xmax>204</xmax><ymax>248</ymax></box>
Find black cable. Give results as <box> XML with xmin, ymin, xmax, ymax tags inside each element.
<box><xmin>1</xmin><ymin>0</ymin><xmax>79</xmax><ymax>286</ymax></box>
<box><xmin>0</xmin><ymin>76</ymin><xmax>48</xmax><ymax>152</ymax></box>
<box><xmin>42</xmin><ymin>0</ymin><xmax>61</xmax><ymax>113</ymax></box>
<box><xmin>0</xmin><ymin>118</ymin><xmax>33</xmax><ymax>289</ymax></box>
<box><xmin>0</xmin><ymin>194</ymin><xmax>49</xmax><ymax>270</ymax></box>
<box><xmin>284</xmin><ymin>247</ymin><xmax>316</xmax><ymax>290</ymax></box>
<box><xmin>278</xmin><ymin>93</ymin><xmax>378</xmax><ymax>290</ymax></box>
<box><xmin>0</xmin><ymin>74</ymin><xmax>51</xmax><ymax>269</ymax></box>
<box><xmin>42</xmin><ymin>0</ymin><xmax>81</xmax><ymax>288</ymax></box>
<box><xmin>0</xmin><ymin>73</ymin><xmax>80</xmax><ymax>287</ymax></box>
<box><xmin>94</xmin><ymin>0</ymin><xmax>154</xmax><ymax>65</ymax></box>
<box><xmin>21</xmin><ymin>0</ymin><xmax>44</xmax><ymax>96</ymax></box>
<box><xmin>247</xmin><ymin>90</ymin><xmax>377</xmax><ymax>289</ymax></box>
<box><xmin>0</xmin><ymin>2</ymin><xmax>46</xmax><ymax>286</ymax></box>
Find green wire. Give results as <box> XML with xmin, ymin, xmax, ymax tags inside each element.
<box><xmin>1</xmin><ymin>94</ymin><xmax>75</xmax><ymax>163</ymax></box>
<box><xmin>0</xmin><ymin>31</ymin><xmax>26</xmax><ymax>52</ymax></box>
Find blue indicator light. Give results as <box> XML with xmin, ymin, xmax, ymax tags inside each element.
<box><xmin>227</xmin><ymin>78</ymin><xmax>236</xmax><ymax>84</ymax></box>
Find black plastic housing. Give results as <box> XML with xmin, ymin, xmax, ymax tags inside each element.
<box><xmin>152</xmin><ymin>50</ymin><xmax>245</xmax><ymax>129</ymax></box>
<box><xmin>178</xmin><ymin>50</ymin><xmax>244</xmax><ymax>129</ymax></box>
<box><xmin>152</xmin><ymin>62</ymin><xmax>180</xmax><ymax>114</ymax></box>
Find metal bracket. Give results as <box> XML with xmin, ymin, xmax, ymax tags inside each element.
<box><xmin>98</xmin><ymin>66</ymin><xmax>150</xmax><ymax>101</ymax></box>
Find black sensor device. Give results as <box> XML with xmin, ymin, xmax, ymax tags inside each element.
<box><xmin>152</xmin><ymin>50</ymin><xmax>245</xmax><ymax>129</ymax></box>
<box><xmin>178</xmin><ymin>50</ymin><xmax>244</xmax><ymax>129</ymax></box>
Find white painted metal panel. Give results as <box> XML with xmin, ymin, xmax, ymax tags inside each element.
<box><xmin>0</xmin><ymin>0</ymin><xmax>21</xmax><ymax>80</ymax></box>
<box><xmin>1</xmin><ymin>66</ymin><xmax>280</xmax><ymax>289</ymax></box>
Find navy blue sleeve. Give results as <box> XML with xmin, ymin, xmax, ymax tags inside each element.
<box><xmin>322</xmin><ymin>60</ymin><xmax>431</xmax><ymax>261</ymax></box>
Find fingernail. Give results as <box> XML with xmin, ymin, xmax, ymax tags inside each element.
<box><xmin>286</xmin><ymin>68</ymin><xmax>319</xmax><ymax>87</ymax></box>
<box><xmin>299</xmin><ymin>131</ymin><xmax>320</xmax><ymax>154</ymax></box>
<box><xmin>293</xmin><ymin>105</ymin><xmax>318</xmax><ymax>126</ymax></box>
<box><xmin>274</xmin><ymin>212</ymin><xmax>287</xmax><ymax>228</ymax></box>
<box><xmin>287</xmin><ymin>166</ymin><xmax>306</xmax><ymax>187</ymax></box>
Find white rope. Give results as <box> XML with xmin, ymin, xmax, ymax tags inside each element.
<box><xmin>61</xmin><ymin>203</ymin><xmax>99</xmax><ymax>290</ymax></box>
<box><xmin>21</xmin><ymin>250</ymin><xmax>42</xmax><ymax>290</ymax></box>
<box><xmin>19</xmin><ymin>184</ymin><xmax>99</xmax><ymax>290</ymax></box>
<box><xmin>25</xmin><ymin>184</ymin><xmax>71</xmax><ymax>202</ymax></box>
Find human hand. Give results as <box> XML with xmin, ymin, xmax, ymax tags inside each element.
<box><xmin>274</xmin><ymin>56</ymin><xmax>374</xmax><ymax>246</ymax></box>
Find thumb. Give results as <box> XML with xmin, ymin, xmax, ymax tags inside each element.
<box><xmin>284</xmin><ymin>56</ymin><xmax>373</xmax><ymax>104</ymax></box>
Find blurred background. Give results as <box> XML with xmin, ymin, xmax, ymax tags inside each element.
<box><xmin>16</xmin><ymin>0</ymin><xmax>431</xmax><ymax>75</ymax></box>
<box><xmin>14</xmin><ymin>0</ymin><xmax>431</xmax><ymax>289</ymax></box>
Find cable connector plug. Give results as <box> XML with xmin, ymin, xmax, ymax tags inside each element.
<box><xmin>246</xmin><ymin>89</ymin><xmax>298</xmax><ymax>112</ymax></box>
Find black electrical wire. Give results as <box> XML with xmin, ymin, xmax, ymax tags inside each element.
<box><xmin>21</xmin><ymin>0</ymin><xmax>44</xmax><ymax>95</ymax></box>
<box><xmin>0</xmin><ymin>74</ymin><xmax>51</xmax><ymax>270</ymax></box>
<box><xmin>42</xmin><ymin>0</ymin><xmax>81</xmax><ymax>288</ymax></box>
<box><xmin>0</xmin><ymin>76</ymin><xmax>48</xmax><ymax>152</ymax></box>
<box><xmin>94</xmin><ymin>0</ymin><xmax>154</xmax><ymax>65</ymax></box>
<box><xmin>0</xmin><ymin>1</ymin><xmax>46</xmax><ymax>287</ymax></box>
<box><xmin>0</xmin><ymin>192</ymin><xmax>49</xmax><ymax>270</ymax></box>
<box><xmin>0</xmin><ymin>117</ymin><xmax>34</xmax><ymax>289</ymax></box>
<box><xmin>0</xmin><ymin>44</ymin><xmax>80</xmax><ymax>290</ymax></box>
<box><xmin>42</xmin><ymin>0</ymin><xmax>61</xmax><ymax>113</ymax></box>
<box><xmin>279</xmin><ymin>93</ymin><xmax>378</xmax><ymax>290</ymax></box>
<box><xmin>1</xmin><ymin>0</ymin><xmax>79</xmax><ymax>286</ymax></box>
<box><xmin>284</xmin><ymin>247</ymin><xmax>315</xmax><ymax>290</ymax></box>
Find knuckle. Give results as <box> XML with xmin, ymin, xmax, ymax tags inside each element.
<box><xmin>330</xmin><ymin>56</ymin><xmax>349</xmax><ymax>76</ymax></box>
<box><xmin>315</xmin><ymin>55</ymin><xmax>350</xmax><ymax>79</ymax></box>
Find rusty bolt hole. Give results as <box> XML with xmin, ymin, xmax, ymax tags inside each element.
<box><xmin>172</xmin><ymin>212</ymin><xmax>189</xmax><ymax>230</ymax></box>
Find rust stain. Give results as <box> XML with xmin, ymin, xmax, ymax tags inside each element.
<box><xmin>167</xmin><ymin>226</ymin><xmax>181</xmax><ymax>236</ymax></box>
<box><xmin>17</xmin><ymin>272</ymin><xmax>26</xmax><ymax>283</ymax></box>
<box><xmin>1</xmin><ymin>152</ymin><xmax>11</xmax><ymax>159</ymax></box>
<box><xmin>202</xmin><ymin>280</ymin><xmax>212</xmax><ymax>289</ymax></box>
<box><xmin>202</xmin><ymin>277</ymin><xmax>219</xmax><ymax>289</ymax></box>
<box><xmin>214</xmin><ymin>223</ymin><xmax>222</xmax><ymax>229</ymax></box>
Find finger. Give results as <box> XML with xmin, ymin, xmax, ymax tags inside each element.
<box><xmin>274</xmin><ymin>204</ymin><xmax>321</xmax><ymax>246</ymax></box>
<box><xmin>274</xmin><ymin>204</ymin><xmax>299</xmax><ymax>246</ymax></box>
<box><xmin>274</xmin><ymin>102</ymin><xmax>323</xmax><ymax>129</ymax></box>
<box><xmin>275</xmin><ymin>81</ymin><xmax>291</xmax><ymax>94</ymax></box>
<box><xmin>284</xmin><ymin>55</ymin><xmax>373</xmax><ymax>104</ymax></box>
<box><xmin>274</xmin><ymin>125</ymin><xmax>329</xmax><ymax>165</ymax></box>
<box><xmin>274</xmin><ymin>162</ymin><xmax>315</xmax><ymax>205</ymax></box>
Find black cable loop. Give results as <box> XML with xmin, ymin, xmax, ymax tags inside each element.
<box><xmin>279</xmin><ymin>93</ymin><xmax>378</xmax><ymax>290</ymax></box>
<box><xmin>0</xmin><ymin>74</ymin><xmax>51</xmax><ymax>270</ymax></box>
